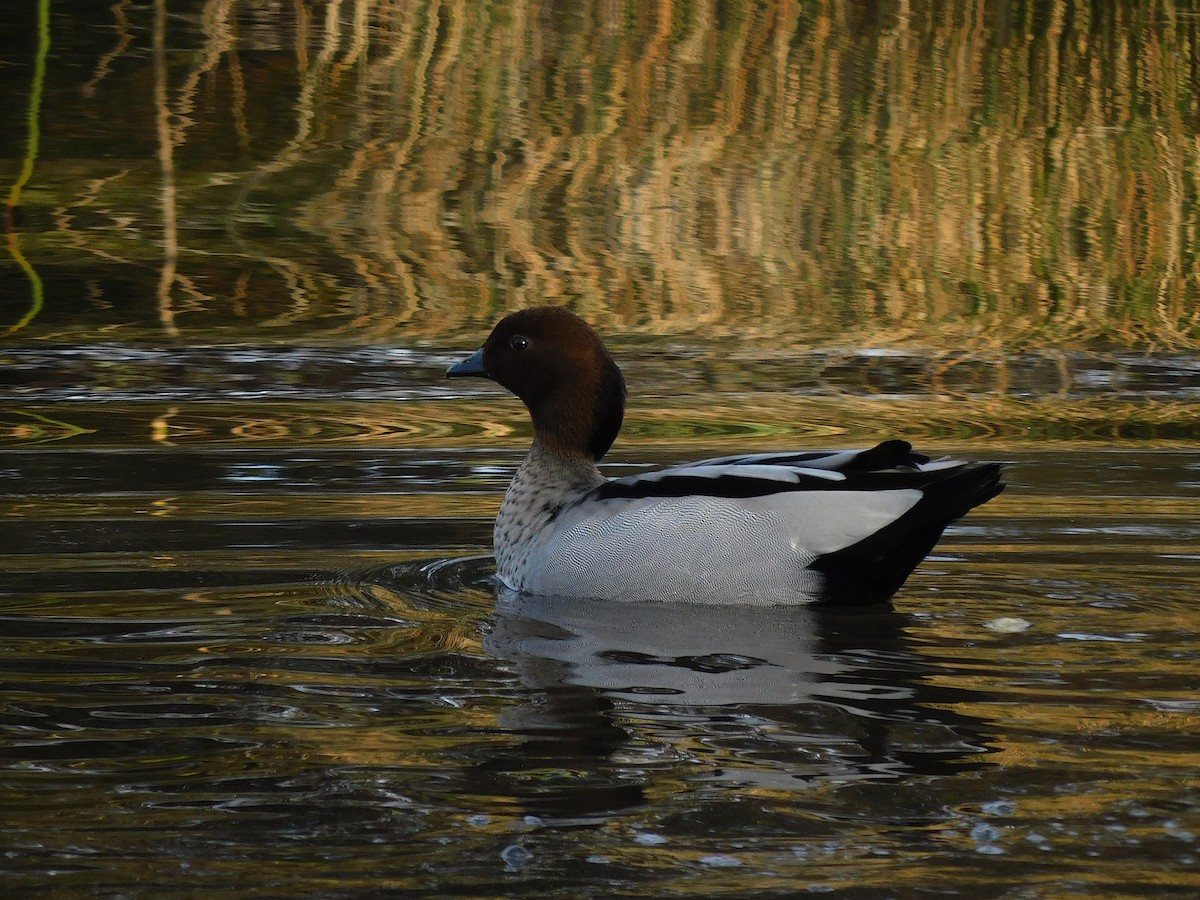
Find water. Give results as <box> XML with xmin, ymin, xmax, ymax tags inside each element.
<box><xmin>3</xmin><ymin>2</ymin><xmax>1200</xmax><ymax>896</ymax></box>
<box><xmin>4</xmin><ymin>346</ymin><xmax>1198</xmax><ymax>895</ymax></box>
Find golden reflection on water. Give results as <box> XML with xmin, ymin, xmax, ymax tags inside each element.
<box><xmin>4</xmin><ymin>0</ymin><xmax>1198</xmax><ymax>348</ymax></box>
<box><xmin>3</xmin><ymin>394</ymin><xmax>1197</xmax><ymax>450</ymax></box>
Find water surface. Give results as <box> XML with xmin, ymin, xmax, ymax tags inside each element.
<box><xmin>3</xmin><ymin>2</ymin><xmax>1200</xmax><ymax>896</ymax></box>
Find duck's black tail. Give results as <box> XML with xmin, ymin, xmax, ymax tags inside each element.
<box><xmin>810</xmin><ymin>462</ymin><xmax>1005</xmax><ymax>606</ymax></box>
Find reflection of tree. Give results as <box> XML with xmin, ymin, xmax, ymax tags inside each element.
<box><xmin>152</xmin><ymin>0</ymin><xmax>179</xmax><ymax>336</ymax></box>
<box><xmin>36</xmin><ymin>1</ymin><xmax>1200</xmax><ymax>347</ymax></box>
<box><xmin>289</xmin><ymin>0</ymin><xmax>1200</xmax><ymax>346</ymax></box>
<box><xmin>4</xmin><ymin>0</ymin><xmax>49</xmax><ymax>335</ymax></box>
<box><xmin>81</xmin><ymin>0</ymin><xmax>133</xmax><ymax>98</ymax></box>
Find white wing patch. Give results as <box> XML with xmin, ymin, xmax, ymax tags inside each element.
<box><xmin>787</xmin><ymin>466</ymin><xmax>847</xmax><ymax>481</ymax></box>
<box><xmin>613</xmin><ymin>463</ymin><xmax>847</xmax><ymax>486</ymax></box>
<box><xmin>915</xmin><ymin>458</ymin><xmax>964</xmax><ymax>473</ymax></box>
<box><xmin>694</xmin><ymin>449</ymin><xmax>866</xmax><ymax>469</ymax></box>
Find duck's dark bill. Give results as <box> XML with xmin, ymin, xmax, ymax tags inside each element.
<box><xmin>446</xmin><ymin>348</ymin><xmax>488</xmax><ymax>378</ymax></box>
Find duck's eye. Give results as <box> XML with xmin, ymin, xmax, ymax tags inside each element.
<box><xmin>509</xmin><ymin>334</ymin><xmax>529</xmax><ymax>351</ymax></box>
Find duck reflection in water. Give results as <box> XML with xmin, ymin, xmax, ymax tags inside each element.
<box><xmin>470</xmin><ymin>591</ymin><xmax>999</xmax><ymax>823</ymax></box>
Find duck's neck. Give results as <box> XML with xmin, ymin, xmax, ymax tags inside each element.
<box><xmin>494</xmin><ymin>440</ymin><xmax>605</xmax><ymax>586</ymax></box>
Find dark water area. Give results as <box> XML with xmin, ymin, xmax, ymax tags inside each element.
<box><xmin>3</xmin><ymin>2</ymin><xmax>1200</xmax><ymax>896</ymax></box>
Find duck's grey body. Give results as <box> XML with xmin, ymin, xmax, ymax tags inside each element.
<box><xmin>495</xmin><ymin>442</ymin><xmax>998</xmax><ymax>605</ymax></box>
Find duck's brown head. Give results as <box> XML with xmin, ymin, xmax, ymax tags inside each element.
<box><xmin>447</xmin><ymin>306</ymin><xmax>626</xmax><ymax>461</ymax></box>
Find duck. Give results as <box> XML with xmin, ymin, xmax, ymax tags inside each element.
<box><xmin>447</xmin><ymin>306</ymin><xmax>1004</xmax><ymax>606</ymax></box>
